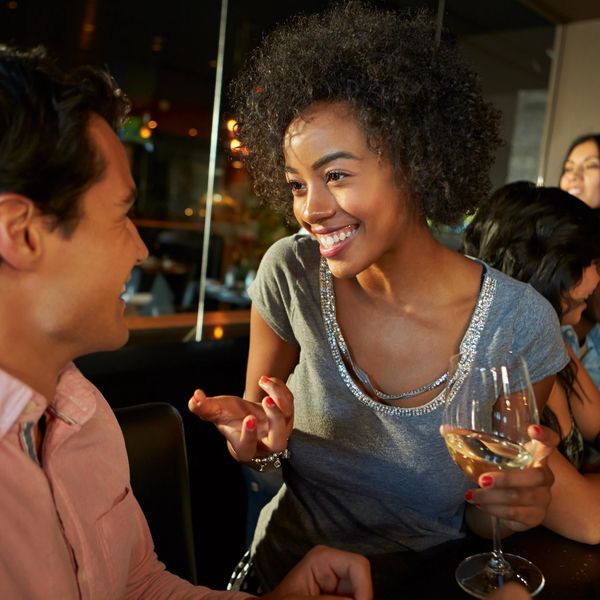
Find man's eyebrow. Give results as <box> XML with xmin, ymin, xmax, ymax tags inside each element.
<box><xmin>284</xmin><ymin>151</ymin><xmax>360</xmax><ymax>174</ymax></box>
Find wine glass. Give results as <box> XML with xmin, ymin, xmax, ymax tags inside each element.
<box><xmin>441</xmin><ymin>352</ymin><xmax>545</xmax><ymax>598</ymax></box>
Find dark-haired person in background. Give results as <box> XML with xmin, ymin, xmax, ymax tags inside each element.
<box><xmin>189</xmin><ymin>2</ymin><xmax>562</xmax><ymax>595</ymax></box>
<box><xmin>463</xmin><ymin>181</ymin><xmax>600</xmax><ymax>544</ymax></box>
<box><xmin>559</xmin><ymin>133</ymin><xmax>600</xmax><ymax>393</ymax></box>
<box><xmin>0</xmin><ymin>45</ymin><xmax>373</xmax><ymax>600</ymax></box>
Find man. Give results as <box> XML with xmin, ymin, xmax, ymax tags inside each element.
<box><xmin>0</xmin><ymin>46</ymin><xmax>372</xmax><ymax>600</ymax></box>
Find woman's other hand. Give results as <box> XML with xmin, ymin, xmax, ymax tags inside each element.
<box><xmin>188</xmin><ymin>375</ymin><xmax>293</xmax><ymax>462</ymax></box>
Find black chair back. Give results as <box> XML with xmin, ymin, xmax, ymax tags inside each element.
<box><xmin>114</xmin><ymin>402</ymin><xmax>197</xmax><ymax>584</ymax></box>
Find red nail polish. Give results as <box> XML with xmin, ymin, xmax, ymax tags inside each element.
<box><xmin>480</xmin><ymin>475</ymin><xmax>493</xmax><ymax>488</ymax></box>
<box><xmin>464</xmin><ymin>490</ymin><xmax>473</xmax><ymax>502</ymax></box>
<box><xmin>259</xmin><ymin>375</ymin><xmax>271</xmax><ymax>384</ymax></box>
<box><xmin>264</xmin><ymin>396</ymin><xmax>275</xmax><ymax>408</ymax></box>
<box><xmin>246</xmin><ymin>417</ymin><xmax>256</xmax><ymax>430</ymax></box>
<box><xmin>532</xmin><ymin>425</ymin><xmax>541</xmax><ymax>436</ymax></box>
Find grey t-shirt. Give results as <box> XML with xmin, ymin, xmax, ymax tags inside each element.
<box><xmin>248</xmin><ymin>233</ymin><xmax>568</xmax><ymax>591</ymax></box>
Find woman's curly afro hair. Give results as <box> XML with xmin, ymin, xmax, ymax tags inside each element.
<box><xmin>231</xmin><ymin>0</ymin><xmax>501</xmax><ymax>225</ymax></box>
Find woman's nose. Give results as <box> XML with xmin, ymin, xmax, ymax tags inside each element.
<box><xmin>300</xmin><ymin>184</ymin><xmax>336</xmax><ymax>223</ymax></box>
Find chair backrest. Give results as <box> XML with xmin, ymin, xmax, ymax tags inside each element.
<box><xmin>114</xmin><ymin>402</ymin><xmax>197</xmax><ymax>584</ymax></box>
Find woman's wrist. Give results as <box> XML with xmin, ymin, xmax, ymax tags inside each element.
<box><xmin>247</xmin><ymin>449</ymin><xmax>291</xmax><ymax>472</ymax></box>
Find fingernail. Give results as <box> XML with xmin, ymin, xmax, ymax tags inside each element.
<box><xmin>259</xmin><ymin>375</ymin><xmax>271</xmax><ymax>384</ymax></box>
<box><xmin>264</xmin><ymin>396</ymin><xmax>275</xmax><ymax>408</ymax></box>
<box><xmin>193</xmin><ymin>390</ymin><xmax>202</xmax><ymax>404</ymax></box>
<box><xmin>464</xmin><ymin>490</ymin><xmax>473</xmax><ymax>502</ymax></box>
<box><xmin>532</xmin><ymin>425</ymin><xmax>542</xmax><ymax>436</ymax></box>
<box><xmin>480</xmin><ymin>475</ymin><xmax>493</xmax><ymax>488</ymax></box>
<box><xmin>246</xmin><ymin>417</ymin><xmax>256</xmax><ymax>430</ymax></box>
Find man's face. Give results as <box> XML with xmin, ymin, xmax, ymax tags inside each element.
<box><xmin>36</xmin><ymin>115</ymin><xmax>148</xmax><ymax>356</ymax></box>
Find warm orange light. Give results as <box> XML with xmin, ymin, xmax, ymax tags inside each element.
<box><xmin>151</xmin><ymin>36</ymin><xmax>164</xmax><ymax>53</ymax></box>
<box><xmin>184</xmin><ymin>207</ymin><xmax>193</xmax><ymax>217</ymax></box>
<box><xmin>7</xmin><ymin>1</ymin><xmax>18</xmax><ymax>9</ymax></box>
<box><xmin>147</xmin><ymin>120</ymin><xmax>158</xmax><ymax>129</ymax></box>
<box><xmin>230</xmin><ymin>138</ymin><xmax>242</xmax><ymax>151</ymax></box>
<box><xmin>226</xmin><ymin>119</ymin><xmax>237</xmax><ymax>133</ymax></box>
<box><xmin>213</xmin><ymin>326</ymin><xmax>224</xmax><ymax>340</ymax></box>
<box><xmin>231</xmin><ymin>160</ymin><xmax>244</xmax><ymax>169</ymax></box>
<box><xmin>188</xmin><ymin>128</ymin><xmax>198</xmax><ymax>137</ymax></box>
<box><xmin>139</xmin><ymin>126</ymin><xmax>151</xmax><ymax>139</ymax></box>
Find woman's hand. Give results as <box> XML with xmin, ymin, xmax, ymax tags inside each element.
<box><xmin>187</xmin><ymin>376</ymin><xmax>293</xmax><ymax>462</ymax></box>
<box><xmin>262</xmin><ymin>545</ymin><xmax>373</xmax><ymax>600</ymax></box>
<box><xmin>464</xmin><ymin>424</ymin><xmax>559</xmax><ymax>535</ymax></box>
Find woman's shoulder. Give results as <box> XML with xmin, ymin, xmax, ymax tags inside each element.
<box><xmin>483</xmin><ymin>262</ymin><xmax>555</xmax><ymax>314</ymax></box>
<box><xmin>261</xmin><ymin>232</ymin><xmax>320</xmax><ymax>273</ymax></box>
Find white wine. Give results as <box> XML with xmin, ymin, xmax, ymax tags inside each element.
<box><xmin>443</xmin><ymin>427</ymin><xmax>533</xmax><ymax>483</ymax></box>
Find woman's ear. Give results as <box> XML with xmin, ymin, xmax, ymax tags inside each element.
<box><xmin>0</xmin><ymin>193</ymin><xmax>44</xmax><ymax>269</ymax></box>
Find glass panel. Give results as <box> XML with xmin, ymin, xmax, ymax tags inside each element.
<box><xmin>0</xmin><ymin>0</ymin><xmax>561</xmax><ymax>333</ymax></box>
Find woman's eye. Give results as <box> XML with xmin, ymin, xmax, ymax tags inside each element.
<box><xmin>585</xmin><ymin>162</ymin><xmax>600</xmax><ymax>170</ymax></box>
<box><xmin>325</xmin><ymin>171</ymin><xmax>346</xmax><ymax>183</ymax></box>
<box><xmin>287</xmin><ymin>180</ymin><xmax>305</xmax><ymax>194</ymax></box>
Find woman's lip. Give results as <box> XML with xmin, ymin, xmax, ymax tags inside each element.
<box><xmin>316</xmin><ymin>225</ymin><xmax>359</xmax><ymax>258</ymax></box>
<box><xmin>319</xmin><ymin>233</ymin><xmax>354</xmax><ymax>258</ymax></box>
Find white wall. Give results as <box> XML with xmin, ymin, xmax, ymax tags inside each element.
<box><xmin>540</xmin><ymin>18</ymin><xmax>600</xmax><ymax>186</ymax></box>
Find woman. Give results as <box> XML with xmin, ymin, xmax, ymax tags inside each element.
<box><xmin>559</xmin><ymin>133</ymin><xmax>600</xmax><ymax>391</ymax></box>
<box><xmin>463</xmin><ymin>181</ymin><xmax>600</xmax><ymax>543</ymax></box>
<box><xmin>190</xmin><ymin>2</ymin><xmax>565</xmax><ymax>592</ymax></box>
<box><xmin>560</xmin><ymin>133</ymin><xmax>600</xmax><ymax>209</ymax></box>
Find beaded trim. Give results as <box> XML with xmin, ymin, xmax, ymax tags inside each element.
<box><xmin>319</xmin><ymin>258</ymin><xmax>497</xmax><ymax>416</ymax></box>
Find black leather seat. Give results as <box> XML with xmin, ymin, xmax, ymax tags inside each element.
<box><xmin>114</xmin><ymin>402</ymin><xmax>197</xmax><ymax>584</ymax></box>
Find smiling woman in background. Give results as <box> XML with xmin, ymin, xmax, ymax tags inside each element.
<box><xmin>560</xmin><ymin>133</ymin><xmax>600</xmax><ymax>209</ymax></box>
<box><xmin>463</xmin><ymin>181</ymin><xmax>600</xmax><ymax>544</ymax></box>
<box><xmin>559</xmin><ymin>134</ymin><xmax>600</xmax><ymax>393</ymax></box>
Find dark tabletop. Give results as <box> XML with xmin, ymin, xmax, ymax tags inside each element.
<box><xmin>368</xmin><ymin>527</ymin><xmax>600</xmax><ymax>599</ymax></box>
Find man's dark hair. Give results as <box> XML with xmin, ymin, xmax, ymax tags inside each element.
<box><xmin>230</xmin><ymin>0</ymin><xmax>500</xmax><ymax>225</ymax></box>
<box><xmin>0</xmin><ymin>45</ymin><xmax>130</xmax><ymax>232</ymax></box>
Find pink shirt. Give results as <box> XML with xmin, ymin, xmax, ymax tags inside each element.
<box><xmin>0</xmin><ymin>363</ymin><xmax>252</xmax><ymax>600</ymax></box>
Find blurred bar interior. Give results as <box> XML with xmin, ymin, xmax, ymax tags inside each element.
<box><xmin>2</xmin><ymin>0</ymin><xmax>600</xmax><ymax>343</ymax></box>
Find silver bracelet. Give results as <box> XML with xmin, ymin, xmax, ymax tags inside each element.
<box><xmin>248</xmin><ymin>449</ymin><xmax>291</xmax><ymax>472</ymax></box>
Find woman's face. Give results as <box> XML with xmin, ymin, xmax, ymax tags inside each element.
<box><xmin>283</xmin><ymin>101</ymin><xmax>416</xmax><ymax>279</ymax></box>
<box><xmin>560</xmin><ymin>140</ymin><xmax>600</xmax><ymax>209</ymax></box>
<box><xmin>561</xmin><ymin>264</ymin><xmax>600</xmax><ymax>326</ymax></box>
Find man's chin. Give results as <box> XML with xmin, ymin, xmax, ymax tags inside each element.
<box><xmin>82</xmin><ymin>327</ymin><xmax>130</xmax><ymax>357</ymax></box>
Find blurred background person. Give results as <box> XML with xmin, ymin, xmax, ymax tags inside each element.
<box><xmin>559</xmin><ymin>134</ymin><xmax>600</xmax><ymax>394</ymax></box>
<box><xmin>463</xmin><ymin>181</ymin><xmax>600</xmax><ymax>543</ymax></box>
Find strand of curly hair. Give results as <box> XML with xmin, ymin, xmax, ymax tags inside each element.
<box><xmin>230</xmin><ymin>0</ymin><xmax>501</xmax><ymax>225</ymax></box>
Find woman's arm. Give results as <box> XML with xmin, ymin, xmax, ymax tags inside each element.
<box><xmin>568</xmin><ymin>347</ymin><xmax>600</xmax><ymax>442</ymax></box>
<box><xmin>245</xmin><ymin>304</ymin><xmax>300</xmax><ymax>402</ymax></box>
<box><xmin>543</xmin><ymin>448</ymin><xmax>600</xmax><ymax>544</ymax></box>
<box><xmin>188</xmin><ymin>305</ymin><xmax>299</xmax><ymax>463</ymax></box>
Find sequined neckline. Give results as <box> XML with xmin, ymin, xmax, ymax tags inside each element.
<box><xmin>319</xmin><ymin>258</ymin><xmax>497</xmax><ymax>416</ymax></box>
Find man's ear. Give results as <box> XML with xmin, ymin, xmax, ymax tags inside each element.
<box><xmin>0</xmin><ymin>193</ymin><xmax>44</xmax><ymax>269</ymax></box>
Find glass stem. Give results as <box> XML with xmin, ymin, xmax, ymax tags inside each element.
<box><xmin>488</xmin><ymin>516</ymin><xmax>513</xmax><ymax>578</ymax></box>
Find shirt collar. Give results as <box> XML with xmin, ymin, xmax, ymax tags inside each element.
<box><xmin>0</xmin><ymin>369</ymin><xmax>45</xmax><ymax>439</ymax></box>
<box><xmin>0</xmin><ymin>363</ymin><xmax>97</xmax><ymax>439</ymax></box>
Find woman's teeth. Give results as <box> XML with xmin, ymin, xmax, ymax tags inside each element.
<box><xmin>320</xmin><ymin>227</ymin><xmax>356</xmax><ymax>248</ymax></box>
